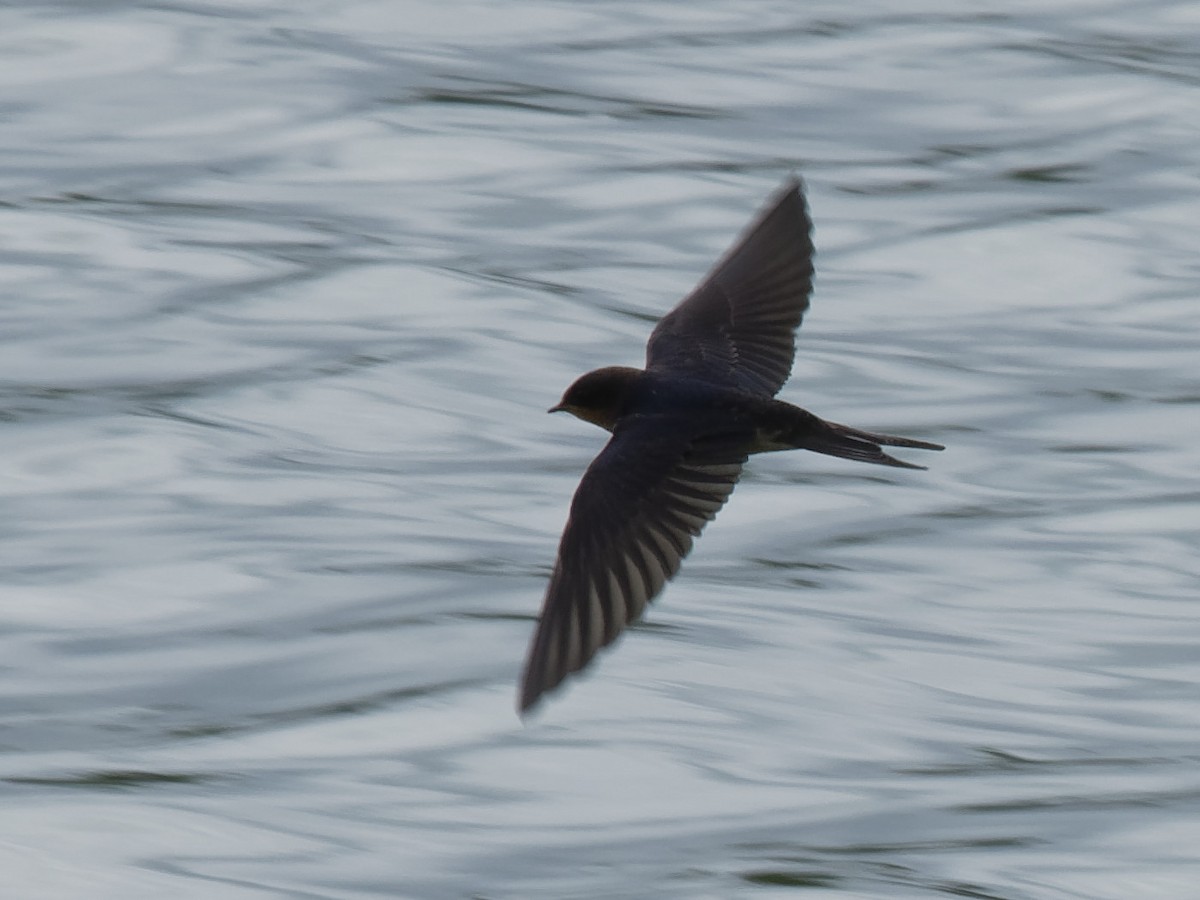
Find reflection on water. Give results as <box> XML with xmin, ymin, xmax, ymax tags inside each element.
<box><xmin>2</xmin><ymin>1</ymin><xmax>1199</xmax><ymax>897</ymax></box>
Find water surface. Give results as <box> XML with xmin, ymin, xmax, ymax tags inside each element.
<box><xmin>2</xmin><ymin>2</ymin><xmax>1198</xmax><ymax>898</ymax></box>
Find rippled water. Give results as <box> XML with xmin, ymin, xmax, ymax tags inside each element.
<box><xmin>3</xmin><ymin>2</ymin><xmax>1199</xmax><ymax>898</ymax></box>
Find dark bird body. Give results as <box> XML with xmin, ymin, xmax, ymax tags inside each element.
<box><xmin>520</xmin><ymin>178</ymin><xmax>943</xmax><ymax>714</ymax></box>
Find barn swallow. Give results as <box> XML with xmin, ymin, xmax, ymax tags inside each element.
<box><xmin>519</xmin><ymin>177</ymin><xmax>942</xmax><ymax>714</ymax></box>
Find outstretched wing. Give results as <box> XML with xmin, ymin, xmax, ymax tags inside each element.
<box><xmin>520</xmin><ymin>420</ymin><xmax>748</xmax><ymax>713</ymax></box>
<box><xmin>646</xmin><ymin>178</ymin><xmax>814</xmax><ymax>397</ymax></box>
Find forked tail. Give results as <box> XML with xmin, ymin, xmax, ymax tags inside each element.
<box><xmin>811</xmin><ymin>421</ymin><xmax>944</xmax><ymax>470</ymax></box>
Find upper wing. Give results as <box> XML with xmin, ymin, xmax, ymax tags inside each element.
<box><xmin>645</xmin><ymin>177</ymin><xmax>814</xmax><ymax>397</ymax></box>
<box><xmin>519</xmin><ymin>419</ymin><xmax>748</xmax><ymax>714</ymax></box>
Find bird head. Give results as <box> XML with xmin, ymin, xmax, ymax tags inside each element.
<box><xmin>549</xmin><ymin>366</ymin><xmax>641</xmax><ymax>432</ymax></box>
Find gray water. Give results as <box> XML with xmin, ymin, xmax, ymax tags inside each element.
<box><xmin>2</xmin><ymin>2</ymin><xmax>1199</xmax><ymax>898</ymax></box>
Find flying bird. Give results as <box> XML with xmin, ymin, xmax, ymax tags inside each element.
<box><xmin>519</xmin><ymin>178</ymin><xmax>942</xmax><ymax>714</ymax></box>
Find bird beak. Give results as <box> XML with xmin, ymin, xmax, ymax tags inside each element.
<box><xmin>547</xmin><ymin>403</ymin><xmax>565</xmax><ymax>414</ymax></box>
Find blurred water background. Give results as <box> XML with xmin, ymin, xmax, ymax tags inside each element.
<box><xmin>2</xmin><ymin>2</ymin><xmax>1199</xmax><ymax>898</ymax></box>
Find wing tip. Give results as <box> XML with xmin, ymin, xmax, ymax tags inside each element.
<box><xmin>766</xmin><ymin>173</ymin><xmax>808</xmax><ymax>218</ymax></box>
<box><xmin>517</xmin><ymin>688</ymin><xmax>541</xmax><ymax>718</ymax></box>
<box><xmin>517</xmin><ymin>632</ymin><xmax>560</xmax><ymax>718</ymax></box>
